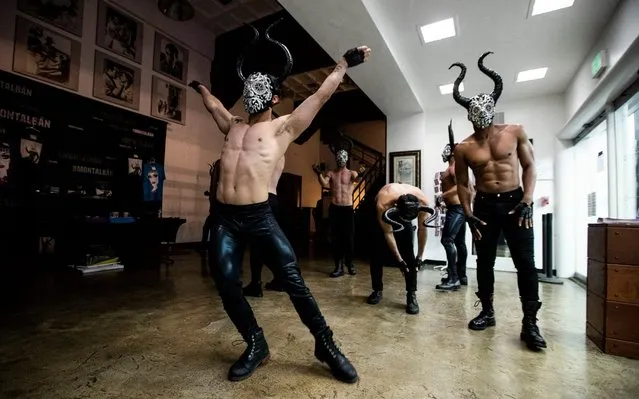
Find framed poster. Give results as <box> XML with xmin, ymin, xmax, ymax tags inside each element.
<box><xmin>389</xmin><ymin>150</ymin><xmax>421</xmax><ymax>187</ymax></box>
<box><xmin>153</xmin><ymin>32</ymin><xmax>189</xmax><ymax>84</ymax></box>
<box><xmin>17</xmin><ymin>0</ymin><xmax>84</xmax><ymax>37</ymax></box>
<box><xmin>12</xmin><ymin>16</ymin><xmax>81</xmax><ymax>91</ymax></box>
<box><xmin>96</xmin><ymin>0</ymin><xmax>144</xmax><ymax>64</ymax></box>
<box><xmin>151</xmin><ymin>75</ymin><xmax>186</xmax><ymax>125</ymax></box>
<box><xmin>93</xmin><ymin>51</ymin><xmax>141</xmax><ymax>110</ymax></box>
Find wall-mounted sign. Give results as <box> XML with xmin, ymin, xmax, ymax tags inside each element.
<box><xmin>591</xmin><ymin>50</ymin><xmax>608</xmax><ymax>79</ymax></box>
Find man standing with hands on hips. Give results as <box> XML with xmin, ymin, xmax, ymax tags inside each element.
<box><xmin>449</xmin><ymin>51</ymin><xmax>546</xmax><ymax>351</ymax></box>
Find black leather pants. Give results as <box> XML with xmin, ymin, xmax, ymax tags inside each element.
<box><xmin>473</xmin><ymin>188</ymin><xmax>539</xmax><ymax>301</ymax></box>
<box><xmin>209</xmin><ymin>200</ymin><xmax>328</xmax><ymax>337</ymax></box>
<box><xmin>441</xmin><ymin>204</ymin><xmax>467</xmax><ymax>281</ymax></box>
<box><xmin>329</xmin><ymin>204</ymin><xmax>355</xmax><ymax>268</ymax></box>
<box><xmin>248</xmin><ymin>193</ymin><xmax>280</xmax><ymax>283</ymax></box>
<box><xmin>369</xmin><ymin>219</ymin><xmax>418</xmax><ymax>292</ymax></box>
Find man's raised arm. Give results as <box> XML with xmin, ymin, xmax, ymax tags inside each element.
<box><xmin>188</xmin><ymin>81</ymin><xmax>234</xmax><ymax>135</ymax></box>
<box><xmin>280</xmin><ymin>46</ymin><xmax>371</xmax><ymax>141</ymax></box>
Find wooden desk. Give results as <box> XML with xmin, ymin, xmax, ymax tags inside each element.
<box><xmin>587</xmin><ymin>221</ymin><xmax>639</xmax><ymax>359</ymax></box>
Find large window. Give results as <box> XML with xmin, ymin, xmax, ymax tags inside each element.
<box><xmin>574</xmin><ymin>121</ymin><xmax>609</xmax><ymax>279</ymax></box>
<box><xmin>615</xmin><ymin>91</ymin><xmax>639</xmax><ymax>219</ymax></box>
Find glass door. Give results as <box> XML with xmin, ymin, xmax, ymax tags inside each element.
<box><xmin>615</xmin><ymin>91</ymin><xmax>639</xmax><ymax>219</ymax></box>
<box><xmin>574</xmin><ymin>121</ymin><xmax>609</xmax><ymax>279</ymax></box>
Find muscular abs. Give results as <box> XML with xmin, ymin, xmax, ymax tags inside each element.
<box><xmin>328</xmin><ymin>169</ymin><xmax>356</xmax><ymax>206</ymax></box>
<box><xmin>462</xmin><ymin>125</ymin><xmax>521</xmax><ymax>193</ymax></box>
<box><xmin>216</xmin><ymin>120</ymin><xmax>286</xmax><ymax>205</ymax></box>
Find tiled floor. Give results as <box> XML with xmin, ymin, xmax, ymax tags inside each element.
<box><xmin>1</xmin><ymin>253</ymin><xmax>637</xmax><ymax>398</ymax></box>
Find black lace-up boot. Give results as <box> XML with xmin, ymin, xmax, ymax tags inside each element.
<box><xmin>314</xmin><ymin>328</ymin><xmax>358</xmax><ymax>383</ymax></box>
<box><xmin>228</xmin><ymin>328</ymin><xmax>269</xmax><ymax>381</ymax></box>
<box><xmin>330</xmin><ymin>261</ymin><xmax>344</xmax><ymax>278</ymax></box>
<box><xmin>242</xmin><ymin>281</ymin><xmax>263</xmax><ymax>298</ymax></box>
<box><xmin>347</xmin><ymin>263</ymin><xmax>356</xmax><ymax>275</ymax></box>
<box><xmin>366</xmin><ymin>290</ymin><xmax>382</xmax><ymax>304</ymax></box>
<box><xmin>520</xmin><ymin>300</ymin><xmax>547</xmax><ymax>351</ymax></box>
<box><xmin>468</xmin><ymin>292</ymin><xmax>496</xmax><ymax>331</ymax></box>
<box><xmin>406</xmin><ymin>291</ymin><xmax>419</xmax><ymax>314</ymax></box>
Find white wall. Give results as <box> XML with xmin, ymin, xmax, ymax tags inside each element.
<box><xmin>387</xmin><ymin>95</ymin><xmax>565</xmax><ymax>272</ymax></box>
<box><xmin>564</xmin><ymin>0</ymin><xmax>639</xmax><ymax>122</ymax></box>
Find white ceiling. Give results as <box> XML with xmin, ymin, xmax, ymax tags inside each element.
<box><xmin>281</xmin><ymin>0</ymin><xmax>620</xmax><ymax>115</ymax></box>
<box><xmin>363</xmin><ymin>0</ymin><xmax>619</xmax><ymax>111</ymax></box>
<box><xmin>190</xmin><ymin>0</ymin><xmax>282</xmax><ymax>36</ymax></box>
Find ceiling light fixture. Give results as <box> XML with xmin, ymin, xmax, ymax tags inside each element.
<box><xmin>516</xmin><ymin>67</ymin><xmax>548</xmax><ymax>82</ymax></box>
<box><xmin>530</xmin><ymin>0</ymin><xmax>575</xmax><ymax>16</ymax></box>
<box><xmin>439</xmin><ymin>82</ymin><xmax>464</xmax><ymax>95</ymax></box>
<box><xmin>419</xmin><ymin>18</ymin><xmax>456</xmax><ymax>44</ymax></box>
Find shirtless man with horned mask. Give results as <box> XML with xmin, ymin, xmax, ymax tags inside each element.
<box><xmin>189</xmin><ymin>19</ymin><xmax>371</xmax><ymax>382</ymax></box>
<box><xmin>449</xmin><ymin>51</ymin><xmax>546</xmax><ymax>351</ymax></box>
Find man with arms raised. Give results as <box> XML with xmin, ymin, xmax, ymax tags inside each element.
<box><xmin>189</xmin><ymin>20</ymin><xmax>371</xmax><ymax>382</ymax></box>
<box><xmin>243</xmin><ymin>155</ymin><xmax>286</xmax><ymax>296</ymax></box>
<box><xmin>367</xmin><ymin>183</ymin><xmax>435</xmax><ymax>315</ymax></box>
<box><xmin>449</xmin><ymin>51</ymin><xmax>546</xmax><ymax>351</ymax></box>
<box><xmin>435</xmin><ymin>121</ymin><xmax>468</xmax><ymax>291</ymax></box>
<box><xmin>312</xmin><ymin>138</ymin><xmax>361</xmax><ymax>277</ymax></box>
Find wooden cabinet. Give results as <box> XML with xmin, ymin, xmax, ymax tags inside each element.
<box><xmin>587</xmin><ymin>221</ymin><xmax>639</xmax><ymax>360</ymax></box>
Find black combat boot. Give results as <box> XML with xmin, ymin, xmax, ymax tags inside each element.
<box><xmin>520</xmin><ymin>301</ymin><xmax>547</xmax><ymax>351</ymax></box>
<box><xmin>243</xmin><ymin>281</ymin><xmax>263</xmax><ymax>298</ymax></box>
<box><xmin>406</xmin><ymin>291</ymin><xmax>419</xmax><ymax>315</ymax></box>
<box><xmin>366</xmin><ymin>290</ymin><xmax>382</xmax><ymax>304</ymax></box>
<box><xmin>468</xmin><ymin>292</ymin><xmax>496</xmax><ymax>331</ymax></box>
<box><xmin>347</xmin><ymin>263</ymin><xmax>356</xmax><ymax>275</ymax></box>
<box><xmin>330</xmin><ymin>261</ymin><xmax>344</xmax><ymax>278</ymax></box>
<box><xmin>314</xmin><ymin>328</ymin><xmax>358</xmax><ymax>383</ymax></box>
<box><xmin>436</xmin><ymin>278</ymin><xmax>461</xmax><ymax>291</ymax></box>
<box><xmin>264</xmin><ymin>279</ymin><xmax>285</xmax><ymax>292</ymax></box>
<box><xmin>228</xmin><ymin>328</ymin><xmax>270</xmax><ymax>381</ymax></box>
<box><xmin>459</xmin><ymin>276</ymin><xmax>468</xmax><ymax>286</ymax></box>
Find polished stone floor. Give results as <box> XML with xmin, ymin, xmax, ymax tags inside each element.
<box><xmin>1</xmin><ymin>253</ymin><xmax>638</xmax><ymax>399</ymax></box>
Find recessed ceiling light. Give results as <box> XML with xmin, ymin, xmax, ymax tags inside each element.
<box><xmin>530</xmin><ymin>0</ymin><xmax>575</xmax><ymax>16</ymax></box>
<box><xmin>439</xmin><ymin>82</ymin><xmax>464</xmax><ymax>95</ymax></box>
<box><xmin>419</xmin><ymin>18</ymin><xmax>456</xmax><ymax>44</ymax></box>
<box><xmin>516</xmin><ymin>67</ymin><xmax>548</xmax><ymax>82</ymax></box>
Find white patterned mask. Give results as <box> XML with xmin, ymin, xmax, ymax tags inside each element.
<box><xmin>243</xmin><ymin>72</ymin><xmax>274</xmax><ymax>115</ymax></box>
<box><xmin>336</xmin><ymin>150</ymin><xmax>348</xmax><ymax>168</ymax></box>
<box><xmin>468</xmin><ymin>94</ymin><xmax>495</xmax><ymax>130</ymax></box>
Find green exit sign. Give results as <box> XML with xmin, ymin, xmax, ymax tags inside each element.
<box><xmin>591</xmin><ymin>50</ymin><xmax>608</xmax><ymax>79</ymax></box>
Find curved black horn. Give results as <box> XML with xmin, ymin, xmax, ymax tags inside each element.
<box><xmin>419</xmin><ymin>206</ymin><xmax>438</xmax><ymax>228</ymax></box>
<box><xmin>477</xmin><ymin>51</ymin><xmax>503</xmax><ymax>104</ymax></box>
<box><xmin>382</xmin><ymin>207</ymin><xmax>405</xmax><ymax>232</ymax></box>
<box><xmin>265</xmin><ymin>18</ymin><xmax>293</xmax><ymax>81</ymax></box>
<box><xmin>448</xmin><ymin>119</ymin><xmax>455</xmax><ymax>148</ymax></box>
<box><xmin>236</xmin><ymin>24</ymin><xmax>260</xmax><ymax>82</ymax></box>
<box><xmin>448</xmin><ymin>62</ymin><xmax>471</xmax><ymax>109</ymax></box>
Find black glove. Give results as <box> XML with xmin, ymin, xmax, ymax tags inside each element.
<box><xmin>509</xmin><ymin>202</ymin><xmax>534</xmax><ymax>228</ymax></box>
<box><xmin>415</xmin><ymin>256</ymin><xmax>424</xmax><ymax>270</ymax></box>
<box><xmin>342</xmin><ymin>47</ymin><xmax>366</xmax><ymax>67</ymax></box>
<box><xmin>398</xmin><ymin>259</ymin><xmax>408</xmax><ymax>274</ymax></box>
<box><xmin>188</xmin><ymin>80</ymin><xmax>203</xmax><ymax>93</ymax></box>
<box><xmin>312</xmin><ymin>164</ymin><xmax>322</xmax><ymax>174</ymax></box>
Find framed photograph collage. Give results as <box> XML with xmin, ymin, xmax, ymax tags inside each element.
<box><xmin>13</xmin><ymin>0</ymin><xmax>189</xmax><ymax>125</ymax></box>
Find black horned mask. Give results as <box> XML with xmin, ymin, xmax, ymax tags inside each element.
<box><xmin>382</xmin><ymin>194</ymin><xmax>438</xmax><ymax>232</ymax></box>
<box><xmin>236</xmin><ymin>19</ymin><xmax>293</xmax><ymax>115</ymax></box>
<box><xmin>449</xmin><ymin>51</ymin><xmax>503</xmax><ymax>130</ymax></box>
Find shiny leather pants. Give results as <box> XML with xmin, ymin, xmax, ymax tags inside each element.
<box><xmin>209</xmin><ymin>200</ymin><xmax>328</xmax><ymax>337</ymax></box>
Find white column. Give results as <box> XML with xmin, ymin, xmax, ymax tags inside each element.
<box><xmin>553</xmin><ymin>138</ymin><xmax>576</xmax><ymax>278</ymax></box>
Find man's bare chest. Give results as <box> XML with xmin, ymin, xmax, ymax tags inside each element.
<box><xmin>224</xmin><ymin>124</ymin><xmax>277</xmax><ymax>152</ymax></box>
<box><xmin>467</xmin><ymin>136</ymin><xmax>516</xmax><ymax>168</ymax></box>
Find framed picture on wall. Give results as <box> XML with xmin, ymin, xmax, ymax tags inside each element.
<box><xmin>389</xmin><ymin>150</ymin><xmax>421</xmax><ymax>187</ymax></box>
<box><xmin>17</xmin><ymin>0</ymin><xmax>84</xmax><ymax>37</ymax></box>
<box><xmin>151</xmin><ymin>76</ymin><xmax>186</xmax><ymax>125</ymax></box>
<box><xmin>93</xmin><ymin>51</ymin><xmax>141</xmax><ymax>110</ymax></box>
<box><xmin>96</xmin><ymin>0</ymin><xmax>144</xmax><ymax>64</ymax></box>
<box><xmin>153</xmin><ymin>32</ymin><xmax>189</xmax><ymax>84</ymax></box>
<box><xmin>12</xmin><ymin>16</ymin><xmax>81</xmax><ymax>91</ymax></box>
